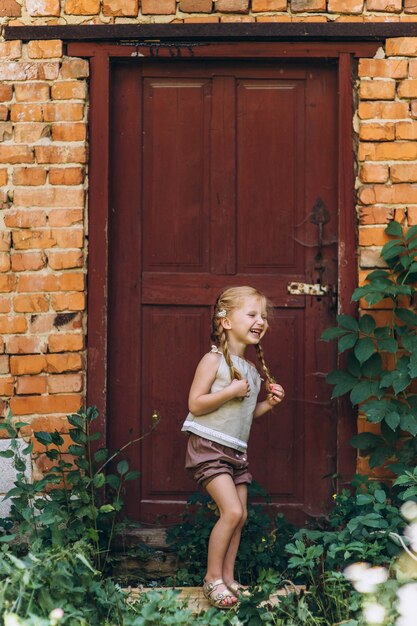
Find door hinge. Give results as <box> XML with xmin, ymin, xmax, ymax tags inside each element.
<box><xmin>287</xmin><ymin>282</ymin><xmax>333</xmax><ymax>296</ymax></box>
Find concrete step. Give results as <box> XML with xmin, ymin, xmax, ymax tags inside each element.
<box><xmin>127</xmin><ymin>584</ymin><xmax>305</xmax><ymax>614</ymax></box>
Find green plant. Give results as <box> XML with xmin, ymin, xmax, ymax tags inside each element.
<box><xmin>0</xmin><ymin>407</ymin><xmax>159</xmax><ymax>573</ymax></box>
<box><xmin>166</xmin><ymin>483</ymin><xmax>295</xmax><ymax>586</ymax></box>
<box><xmin>322</xmin><ymin>220</ymin><xmax>417</xmax><ymax>471</ymax></box>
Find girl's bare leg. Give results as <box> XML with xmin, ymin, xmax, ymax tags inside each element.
<box><xmin>222</xmin><ymin>483</ymin><xmax>247</xmax><ymax>587</ymax></box>
<box><xmin>204</xmin><ymin>474</ymin><xmax>244</xmax><ymax>602</ymax></box>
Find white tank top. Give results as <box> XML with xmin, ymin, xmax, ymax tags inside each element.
<box><xmin>182</xmin><ymin>351</ymin><xmax>262</xmax><ymax>452</ymax></box>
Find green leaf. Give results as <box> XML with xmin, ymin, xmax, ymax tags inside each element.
<box><xmin>378</xmin><ymin>337</ymin><xmax>398</xmax><ymax>354</ymax></box>
<box><xmin>350</xmin><ymin>381</ymin><xmax>377</xmax><ymax>405</ymax></box>
<box><xmin>383</xmin><ymin>245</ymin><xmax>404</xmax><ymax>261</ymax></box>
<box><xmin>0</xmin><ymin>450</ymin><xmax>14</xmax><ymax>459</ymax></box>
<box><xmin>393</xmin><ymin>372</ymin><xmax>411</xmax><ymax>394</ymax></box>
<box><xmin>34</xmin><ymin>431</ymin><xmax>53</xmax><ymax>446</ymax></box>
<box><xmin>94</xmin><ymin>448</ymin><xmax>109</xmax><ymax>463</ymax></box>
<box><xmin>361</xmin><ymin>353</ymin><xmax>383</xmax><ymax>378</ymax></box>
<box><xmin>338</xmin><ymin>333</ymin><xmax>358</xmax><ymax>353</ymax></box>
<box><xmin>99</xmin><ymin>504</ymin><xmax>115</xmax><ymax>514</ymax></box>
<box><xmin>67</xmin><ymin>414</ymin><xmax>85</xmax><ymax>429</ymax></box>
<box><xmin>359</xmin><ymin>314</ymin><xmax>376</xmax><ymax>334</ymax></box>
<box><xmin>106</xmin><ymin>474</ymin><xmax>120</xmax><ymax>489</ymax></box>
<box><xmin>396</xmin><ymin>308</ymin><xmax>417</xmax><ymax>326</ymax></box>
<box><xmin>350</xmin><ymin>432</ymin><xmax>382</xmax><ymax>450</ymax></box>
<box><xmin>385</xmin><ymin>220</ymin><xmax>403</xmax><ymax>237</ymax></box>
<box><xmin>321</xmin><ymin>327</ymin><xmax>349</xmax><ymax>341</ymax></box>
<box><xmin>67</xmin><ymin>444</ymin><xmax>85</xmax><ymax>457</ymax></box>
<box><xmin>93</xmin><ymin>473</ymin><xmax>106</xmax><ymax>488</ymax></box>
<box><xmin>356</xmin><ymin>493</ymin><xmax>373</xmax><ymax>505</ymax></box>
<box><xmin>385</xmin><ymin>411</ymin><xmax>400</xmax><ymax>431</ymax></box>
<box><xmin>126</xmin><ymin>470</ymin><xmax>140</xmax><ymax>481</ymax></box>
<box><xmin>117</xmin><ymin>459</ymin><xmax>129</xmax><ymax>475</ymax></box>
<box><xmin>406</xmin><ymin>224</ymin><xmax>417</xmax><ymax>241</ymax></box>
<box><xmin>400</xmin><ymin>414</ymin><xmax>417</xmax><ymax>437</ymax></box>
<box><xmin>354</xmin><ymin>337</ymin><xmax>375</xmax><ymax>364</ymax></box>
<box><xmin>369</xmin><ymin>446</ymin><xmax>393</xmax><ymax>468</ymax></box>
<box><xmin>336</xmin><ymin>315</ymin><xmax>359</xmax><ymax>331</ymax></box>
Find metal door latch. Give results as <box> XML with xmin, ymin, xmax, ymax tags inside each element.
<box><xmin>287</xmin><ymin>282</ymin><xmax>332</xmax><ymax>296</ymax></box>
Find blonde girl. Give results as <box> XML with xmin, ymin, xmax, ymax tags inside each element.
<box><xmin>182</xmin><ymin>286</ymin><xmax>285</xmax><ymax>609</ymax></box>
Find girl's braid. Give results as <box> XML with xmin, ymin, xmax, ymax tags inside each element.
<box><xmin>218</xmin><ymin>323</ymin><xmax>242</xmax><ymax>381</ymax></box>
<box><xmin>255</xmin><ymin>343</ymin><xmax>276</xmax><ymax>385</ymax></box>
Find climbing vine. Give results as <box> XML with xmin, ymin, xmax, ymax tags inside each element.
<box><xmin>322</xmin><ymin>220</ymin><xmax>417</xmax><ymax>472</ymax></box>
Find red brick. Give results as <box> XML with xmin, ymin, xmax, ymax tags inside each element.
<box><xmin>14</xmin><ymin>187</ymin><xmax>84</xmax><ymax>208</ymax></box>
<box><xmin>0</xmin><ymin>41</ymin><xmax>21</xmax><ymax>59</ymax></box>
<box><xmin>46</xmin><ymin>353</ymin><xmax>83</xmax><ymax>373</ymax></box>
<box><xmin>359</xmin><ymin>122</ymin><xmax>395</xmax><ymax>141</ymax></box>
<box><xmin>405</xmin><ymin>0</ymin><xmax>417</xmax><ymax>12</ymax></box>
<box><xmin>179</xmin><ymin>0</ymin><xmax>213</xmax><ymax>10</ymax></box>
<box><xmin>0</xmin><ymin>105</ymin><xmax>8</xmax><ymax>122</ymax></box>
<box><xmin>29</xmin><ymin>313</ymin><xmax>81</xmax><ymax>335</ymax></box>
<box><xmin>47</xmin><ymin>250</ymin><xmax>83</xmax><ymax>270</ymax></box>
<box><xmin>16</xmin><ymin>376</ymin><xmax>47</xmax><ymax>395</ymax></box>
<box><xmin>0</xmin><ymin>63</ymin><xmax>59</xmax><ymax>82</ymax></box>
<box><xmin>17</xmin><ymin>273</ymin><xmax>84</xmax><ymax>293</ymax></box>
<box><xmin>52</xmin><ymin>229</ymin><xmax>84</xmax><ymax>248</ymax></box>
<box><xmin>220</xmin><ymin>14</ymin><xmax>255</xmax><ymax>20</ymax></box>
<box><xmin>42</xmin><ymin>103</ymin><xmax>84</xmax><ymax>122</ymax></box>
<box><xmin>12</xmin><ymin>230</ymin><xmax>57</xmax><ymax>251</ymax></box>
<box><xmin>0</xmin><ymin>316</ymin><xmax>27</xmax><ymax>334</ymax></box>
<box><xmin>4</xmin><ymin>210</ymin><xmax>47</xmax><ymax>229</ymax></box>
<box><xmin>0</xmin><ymin>357</ymin><xmax>9</xmax><ymax>375</ymax></box>
<box><xmin>14</xmin><ymin>123</ymin><xmax>50</xmax><ymax>143</ymax></box>
<box><xmin>13</xmin><ymin>294</ymin><xmax>49</xmax><ymax>313</ymax></box>
<box><xmin>13</xmin><ymin>168</ymin><xmax>47</xmax><ymax>186</ymax></box>
<box><xmin>183</xmin><ymin>14</ymin><xmax>219</xmax><ymax>19</ymax></box>
<box><xmin>11</xmin><ymin>252</ymin><xmax>46</xmax><ymax>272</ymax></box>
<box><xmin>0</xmin><ymin>86</ymin><xmax>12</xmax><ymax>102</ymax></box>
<box><xmin>291</xmin><ymin>0</ymin><xmax>325</xmax><ymax>7</ymax></box>
<box><xmin>48</xmin><ymin>334</ymin><xmax>84</xmax><ymax>353</ymax></box>
<box><xmin>359</xmin><ymin>206</ymin><xmax>394</xmax><ymax>224</ymax></box>
<box><xmin>252</xmin><ymin>0</ymin><xmax>287</xmax><ymax>8</ymax></box>
<box><xmin>51</xmin><ymin>293</ymin><xmax>86</xmax><ymax>311</ymax></box>
<box><xmin>51</xmin><ymin>123</ymin><xmax>87</xmax><ymax>142</ymax></box>
<box><xmin>396</xmin><ymin>121</ymin><xmax>417</xmax><ymax>139</ymax></box>
<box><xmin>366</xmin><ymin>0</ymin><xmax>401</xmax><ymax>9</ymax></box>
<box><xmin>0</xmin><ymin>377</ymin><xmax>14</xmax><ymax>396</ymax></box>
<box><xmin>64</xmin><ymin>0</ymin><xmax>100</xmax><ymax>12</ymax></box>
<box><xmin>328</xmin><ymin>0</ymin><xmax>364</xmax><ymax>10</ymax></box>
<box><xmin>47</xmin><ymin>373</ymin><xmax>83</xmax><ymax>394</ymax></box>
<box><xmin>359</xmin><ymin>80</ymin><xmax>396</xmax><ymax>100</ymax></box>
<box><xmin>390</xmin><ymin>163</ymin><xmax>417</xmax><ymax>182</ymax></box>
<box><xmin>6</xmin><ymin>336</ymin><xmax>47</xmax><ymax>355</ymax></box>
<box><xmin>360</xmin><ymin>163</ymin><xmax>389</xmax><ymax>183</ymax></box>
<box><xmin>0</xmin><ymin>169</ymin><xmax>7</xmax><ymax>186</ymax></box>
<box><xmin>11</xmin><ymin>104</ymin><xmax>43</xmax><ymax>123</ymax></box>
<box><xmin>141</xmin><ymin>0</ymin><xmax>176</xmax><ymax>12</ymax></box>
<box><xmin>398</xmin><ymin>79</ymin><xmax>417</xmax><ymax>99</ymax></box>
<box><xmin>358</xmin><ymin>101</ymin><xmax>409</xmax><ymax>119</ymax></box>
<box><xmin>15</xmin><ymin>83</ymin><xmax>50</xmax><ymax>103</ymax></box>
<box><xmin>0</xmin><ymin>276</ymin><xmax>17</xmax><ymax>293</ymax></box>
<box><xmin>386</xmin><ymin>38</ymin><xmax>417</xmax><ymax>56</ymax></box>
<box><xmin>0</xmin><ymin>145</ymin><xmax>34</xmax><ymax>164</ymax></box>
<box><xmin>0</xmin><ymin>297</ymin><xmax>11</xmax><ymax>314</ymax></box>
<box><xmin>0</xmin><ymin>123</ymin><xmax>12</xmax><ymax>141</ymax></box>
<box><xmin>103</xmin><ymin>0</ymin><xmax>139</xmax><ymax>15</ymax></box>
<box><xmin>0</xmin><ymin>0</ymin><xmax>21</xmax><ymax>16</ymax></box>
<box><xmin>51</xmin><ymin>81</ymin><xmax>87</xmax><ymax>100</ymax></box>
<box><xmin>35</xmin><ymin>146</ymin><xmax>87</xmax><ymax>164</ymax></box>
<box><xmin>359</xmin><ymin>142</ymin><xmax>417</xmax><ymax>161</ymax></box>
<box><xmin>359</xmin><ymin>183</ymin><xmax>417</xmax><ymax>204</ymax></box>
<box><xmin>256</xmin><ymin>14</ymin><xmax>292</xmax><ymax>20</ymax></box>
<box><xmin>48</xmin><ymin>209</ymin><xmax>83</xmax><ymax>227</ymax></box>
<box><xmin>0</xmin><ymin>254</ymin><xmax>10</xmax><ymax>273</ymax></box>
<box><xmin>10</xmin><ymin>394</ymin><xmax>83</xmax><ymax>416</ymax></box>
<box><xmin>27</xmin><ymin>40</ymin><xmax>63</xmax><ymax>59</ymax></box>
<box><xmin>26</xmin><ymin>0</ymin><xmax>60</xmax><ymax>15</ymax></box>
<box><xmin>49</xmin><ymin>167</ymin><xmax>84</xmax><ymax>186</ymax></box>
<box><xmin>59</xmin><ymin>59</ymin><xmax>89</xmax><ymax>79</ymax></box>
<box><xmin>0</xmin><ymin>233</ymin><xmax>11</xmax><ymax>253</ymax></box>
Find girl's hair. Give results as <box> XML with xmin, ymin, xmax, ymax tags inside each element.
<box><xmin>210</xmin><ymin>286</ymin><xmax>276</xmax><ymax>385</ymax></box>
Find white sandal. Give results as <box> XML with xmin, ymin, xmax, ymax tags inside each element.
<box><xmin>203</xmin><ymin>578</ymin><xmax>238</xmax><ymax>609</ymax></box>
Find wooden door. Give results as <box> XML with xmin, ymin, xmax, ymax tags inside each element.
<box><xmin>108</xmin><ymin>59</ymin><xmax>339</xmax><ymax>524</ymax></box>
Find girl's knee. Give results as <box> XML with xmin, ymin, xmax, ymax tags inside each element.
<box><xmin>222</xmin><ymin>505</ymin><xmax>244</xmax><ymax>527</ymax></box>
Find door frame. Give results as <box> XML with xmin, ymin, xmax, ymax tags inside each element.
<box><xmin>67</xmin><ymin>39</ymin><xmax>380</xmax><ymax>491</ymax></box>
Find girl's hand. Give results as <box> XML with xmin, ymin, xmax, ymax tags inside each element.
<box><xmin>266</xmin><ymin>383</ymin><xmax>285</xmax><ymax>406</ymax></box>
<box><xmin>229</xmin><ymin>378</ymin><xmax>250</xmax><ymax>399</ymax></box>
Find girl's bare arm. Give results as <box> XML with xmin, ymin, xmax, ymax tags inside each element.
<box><xmin>188</xmin><ymin>353</ymin><xmax>249</xmax><ymax>416</ymax></box>
<box><xmin>254</xmin><ymin>383</ymin><xmax>285</xmax><ymax>418</ymax></box>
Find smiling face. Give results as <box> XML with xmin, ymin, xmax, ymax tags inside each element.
<box><xmin>221</xmin><ymin>295</ymin><xmax>268</xmax><ymax>351</ymax></box>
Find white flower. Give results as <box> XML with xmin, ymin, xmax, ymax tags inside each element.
<box><xmin>363</xmin><ymin>602</ymin><xmax>386</xmax><ymax>625</ymax></box>
<box><xmin>344</xmin><ymin>563</ymin><xmax>388</xmax><ymax>593</ymax></box>
<box><xmin>401</xmin><ymin>502</ymin><xmax>417</xmax><ymax>522</ymax></box>
<box><xmin>397</xmin><ymin>583</ymin><xmax>417</xmax><ymax>619</ymax></box>
<box><xmin>4</xmin><ymin>615</ymin><xmax>22</xmax><ymax>626</ymax></box>
<box><xmin>49</xmin><ymin>608</ymin><xmax>64</xmax><ymax>620</ymax></box>
<box><xmin>404</xmin><ymin>524</ymin><xmax>417</xmax><ymax>552</ymax></box>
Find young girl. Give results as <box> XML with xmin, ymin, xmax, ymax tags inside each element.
<box><xmin>181</xmin><ymin>286</ymin><xmax>285</xmax><ymax>609</ymax></box>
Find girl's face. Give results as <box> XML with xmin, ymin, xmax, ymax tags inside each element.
<box><xmin>222</xmin><ymin>295</ymin><xmax>268</xmax><ymax>346</ymax></box>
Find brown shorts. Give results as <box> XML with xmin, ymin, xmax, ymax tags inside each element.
<box><xmin>185</xmin><ymin>433</ymin><xmax>252</xmax><ymax>488</ymax></box>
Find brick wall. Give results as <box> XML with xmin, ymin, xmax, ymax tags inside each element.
<box><xmin>0</xmin><ymin>0</ymin><xmax>416</xmax><ymax>488</ymax></box>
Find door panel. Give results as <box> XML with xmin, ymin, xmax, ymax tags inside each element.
<box><xmin>109</xmin><ymin>60</ymin><xmax>338</xmax><ymax>524</ymax></box>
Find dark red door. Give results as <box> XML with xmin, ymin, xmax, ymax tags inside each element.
<box><xmin>108</xmin><ymin>59</ymin><xmax>339</xmax><ymax>524</ymax></box>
